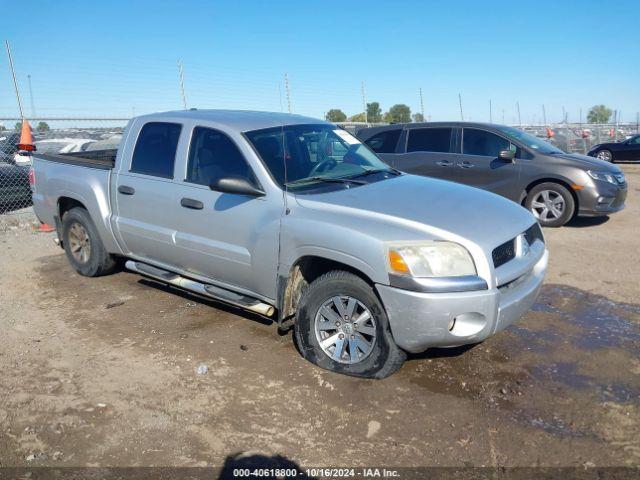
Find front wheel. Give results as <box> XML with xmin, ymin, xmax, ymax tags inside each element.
<box><xmin>295</xmin><ymin>270</ymin><xmax>405</xmax><ymax>379</ymax></box>
<box><xmin>595</xmin><ymin>149</ymin><xmax>613</xmax><ymax>162</ymax></box>
<box><xmin>525</xmin><ymin>182</ymin><xmax>575</xmax><ymax>228</ymax></box>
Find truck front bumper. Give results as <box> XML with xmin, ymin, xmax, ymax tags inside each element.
<box><xmin>376</xmin><ymin>249</ymin><xmax>548</xmax><ymax>353</ymax></box>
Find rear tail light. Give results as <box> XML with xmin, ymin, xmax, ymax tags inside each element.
<box><xmin>28</xmin><ymin>167</ymin><xmax>35</xmax><ymax>187</ymax></box>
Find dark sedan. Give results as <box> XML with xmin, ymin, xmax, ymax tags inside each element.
<box><xmin>588</xmin><ymin>134</ymin><xmax>640</xmax><ymax>162</ymax></box>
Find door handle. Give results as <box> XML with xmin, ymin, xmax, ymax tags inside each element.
<box><xmin>436</xmin><ymin>160</ymin><xmax>452</xmax><ymax>167</ymax></box>
<box><xmin>459</xmin><ymin>161</ymin><xmax>475</xmax><ymax>168</ymax></box>
<box><xmin>118</xmin><ymin>185</ymin><xmax>135</xmax><ymax>195</ymax></box>
<box><xmin>180</xmin><ymin>198</ymin><xmax>204</xmax><ymax>210</ymax></box>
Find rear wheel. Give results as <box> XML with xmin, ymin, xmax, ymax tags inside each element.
<box><xmin>525</xmin><ymin>182</ymin><xmax>575</xmax><ymax>228</ymax></box>
<box><xmin>62</xmin><ymin>207</ymin><xmax>117</xmax><ymax>277</ymax></box>
<box><xmin>295</xmin><ymin>270</ymin><xmax>405</xmax><ymax>379</ymax></box>
<box><xmin>596</xmin><ymin>149</ymin><xmax>613</xmax><ymax>162</ymax></box>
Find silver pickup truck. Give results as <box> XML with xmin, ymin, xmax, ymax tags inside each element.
<box><xmin>31</xmin><ymin>110</ymin><xmax>548</xmax><ymax>378</ymax></box>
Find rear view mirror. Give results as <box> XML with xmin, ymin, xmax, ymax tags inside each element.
<box><xmin>210</xmin><ymin>177</ymin><xmax>265</xmax><ymax>197</ymax></box>
<box><xmin>498</xmin><ymin>149</ymin><xmax>515</xmax><ymax>162</ymax></box>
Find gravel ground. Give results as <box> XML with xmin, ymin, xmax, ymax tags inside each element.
<box><xmin>0</xmin><ymin>165</ymin><xmax>638</xmax><ymax>470</ymax></box>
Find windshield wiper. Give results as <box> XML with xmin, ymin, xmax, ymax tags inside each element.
<box><xmin>349</xmin><ymin>167</ymin><xmax>402</xmax><ymax>179</ymax></box>
<box><xmin>285</xmin><ymin>176</ymin><xmax>365</xmax><ymax>187</ymax></box>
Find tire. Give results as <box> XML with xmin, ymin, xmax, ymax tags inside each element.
<box><xmin>62</xmin><ymin>207</ymin><xmax>117</xmax><ymax>277</ymax></box>
<box><xmin>294</xmin><ymin>270</ymin><xmax>406</xmax><ymax>379</ymax></box>
<box><xmin>595</xmin><ymin>149</ymin><xmax>613</xmax><ymax>162</ymax></box>
<box><xmin>525</xmin><ymin>182</ymin><xmax>575</xmax><ymax>228</ymax></box>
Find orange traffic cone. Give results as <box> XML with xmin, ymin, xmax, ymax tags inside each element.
<box><xmin>38</xmin><ymin>223</ymin><xmax>55</xmax><ymax>233</ymax></box>
<box><xmin>21</xmin><ymin>120</ymin><xmax>53</xmax><ymax>232</ymax></box>
<box><xmin>17</xmin><ymin>119</ymin><xmax>36</xmax><ymax>151</ymax></box>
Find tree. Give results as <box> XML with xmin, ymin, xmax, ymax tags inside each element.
<box><xmin>325</xmin><ymin>109</ymin><xmax>347</xmax><ymax>122</ymax></box>
<box><xmin>0</xmin><ymin>124</ymin><xmax>5</xmax><ymax>131</ymax></box>
<box><xmin>366</xmin><ymin>102</ymin><xmax>382</xmax><ymax>123</ymax></box>
<box><xmin>15</xmin><ymin>122</ymin><xmax>22</xmax><ymax>131</ymax></box>
<box><xmin>349</xmin><ymin>112</ymin><xmax>366</xmax><ymax>122</ymax></box>
<box><xmin>587</xmin><ymin>105</ymin><xmax>612</xmax><ymax>124</ymax></box>
<box><xmin>412</xmin><ymin>113</ymin><xmax>425</xmax><ymax>122</ymax></box>
<box><xmin>36</xmin><ymin>121</ymin><xmax>50</xmax><ymax>132</ymax></box>
<box><xmin>385</xmin><ymin>104</ymin><xmax>412</xmax><ymax>123</ymax></box>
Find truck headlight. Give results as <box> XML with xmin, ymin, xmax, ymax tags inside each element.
<box><xmin>386</xmin><ymin>241</ymin><xmax>476</xmax><ymax>277</ymax></box>
<box><xmin>587</xmin><ymin>170</ymin><xmax>619</xmax><ymax>185</ymax></box>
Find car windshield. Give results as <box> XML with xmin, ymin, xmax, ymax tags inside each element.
<box><xmin>245</xmin><ymin>124</ymin><xmax>393</xmax><ymax>188</ymax></box>
<box><xmin>497</xmin><ymin>126</ymin><xmax>564</xmax><ymax>154</ymax></box>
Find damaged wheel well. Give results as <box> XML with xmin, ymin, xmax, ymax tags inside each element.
<box><xmin>277</xmin><ymin>256</ymin><xmax>374</xmax><ymax>326</ymax></box>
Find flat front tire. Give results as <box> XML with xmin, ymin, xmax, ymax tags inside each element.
<box><xmin>295</xmin><ymin>270</ymin><xmax>405</xmax><ymax>379</ymax></box>
<box><xmin>62</xmin><ymin>207</ymin><xmax>117</xmax><ymax>277</ymax></box>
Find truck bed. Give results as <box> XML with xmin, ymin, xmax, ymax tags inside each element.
<box><xmin>35</xmin><ymin>149</ymin><xmax>117</xmax><ymax>170</ymax></box>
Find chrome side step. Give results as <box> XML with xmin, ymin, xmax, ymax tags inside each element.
<box><xmin>125</xmin><ymin>260</ymin><xmax>275</xmax><ymax>317</ymax></box>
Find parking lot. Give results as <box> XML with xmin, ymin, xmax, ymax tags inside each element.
<box><xmin>0</xmin><ymin>165</ymin><xmax>638</xmax><ymax>469</ymax></box>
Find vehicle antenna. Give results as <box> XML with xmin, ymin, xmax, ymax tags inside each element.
<box><xmin>5</xmin><ymin>40</ymin><xmax>24</xmax><ymax>121</ymax></box>
<box><xmin>516</xmin><ymin>101</ymin><xmax>522</xmax><ymax>128</ymax></box>
<box><xmin>284</xmin><ymin>73</ymin><xmax>292</xmax><ymax>114</ymax></box>
<box><xmin>458</xmin><ymin>93</ymin><xmax>464</xmax><ymax>121</ymax></box>
<box><xmin>419</xmin><ymin>88</ymin><xmax>425</xmax><ymax>122</ymax></box>
<box><xmin>361</xmin><ymin>81</ymin><xmax>368</xmax><ymax>125</ymax></box>
<box><xmin>177</xmin><ymin>60</ymin><xmax>188</xmax><ymax>110</ymax></box>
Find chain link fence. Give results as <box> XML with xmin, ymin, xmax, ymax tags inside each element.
<box><xmin>0</xmin><ymin>117</ymin><xmax>638</xmax><ymax>217</ymax></box>
<box><xmin>519</xmin><ymin>123</ymin><xmax>639</xmax><ymax>155</ymax></box>
<box><xmin>0</xmin><ymin>119</ymin><xmax>127</xmax><ymax>215</ymax></box>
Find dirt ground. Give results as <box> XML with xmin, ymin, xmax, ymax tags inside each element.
<box><xmin>0</xmin><ymin>165</ymin><xmax>639</xmax><ymax>471</ymax></box>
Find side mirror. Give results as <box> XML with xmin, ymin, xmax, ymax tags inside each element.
<box><xmin>498</xmin><ymin>149</ymin><xmax>516</xmax><ymax>162</ymax></box>
<box><xmin>210</xmin><ymin>177</ymin><xmax>265</xmax><ymax>197</ymax></box>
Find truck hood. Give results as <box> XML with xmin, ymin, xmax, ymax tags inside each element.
<box><xmin>293</xmin><ymin>174</ymin><xmax>535</xmax><ymax>251</ymax></box>
<box><xmin>544</xmin><ymin>152</ymin><xmax>622</xmax><ymax>172</ymax></box>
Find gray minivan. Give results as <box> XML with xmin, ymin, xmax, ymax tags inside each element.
<box><xmin>357</xmin><ymin>122</ymin><xmax>627</xmax><ymax>227</ymax></box>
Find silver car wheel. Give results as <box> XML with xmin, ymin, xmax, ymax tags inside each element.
<box><xmin>314</xmin><ymin>295</ymin><xmax>377</xmax><ymax>364</ymax></box>
<box><xmin>531</xmin><ymin>190</ymin><xmax>565</xmax><ymax>221</ymax></box>
<box><xmin>68</xmin><ymin>222</ymin><xmax>92</xmax><ymax>264</ymax></box>
<box><xmin>596</xmin><ymin>150</ymin><xmax>612</xmax><ymax>162</ymax></box>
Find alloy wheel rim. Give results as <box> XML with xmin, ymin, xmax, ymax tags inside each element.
<box><xmin>596</xmin><ymin>150</ymin><xmax>612</xmax><ymax>161</ymax></box>
<box><xmin>68</xmin><ymin>222</ymin><xmax>91</xmax><ymax>264</ymax></box>
<box><xmin>314</xmin><ymin>295</ymin><xmax>377</xmax><ymax>364</ymax></box>
<box><xmin>531</xmin><ymin>190</ymin><xmax>565</xmax><ymax>221</ymax></box>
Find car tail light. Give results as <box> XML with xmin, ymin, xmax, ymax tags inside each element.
<box><xmin>28</xmin><ymin>167</ymin><xmax>35</xmax><ymax>186</ymax></box>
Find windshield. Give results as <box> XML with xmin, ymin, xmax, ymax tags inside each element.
<box><xmin>245</xmin><ymin>124</ymin><xmax>393</xmax><ymax>188</ymax></box>
<box><xmin>497</xmin><ymin>126</ymin><xmax>564</xmax><ymax>154</ymax></box>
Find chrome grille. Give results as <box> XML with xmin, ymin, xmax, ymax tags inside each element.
<box><xmin>493</xmin><ymin>223</ymin><xmax>544</xmax><ymax>269</ymax></box>
<box><xmin>492</xmin><ymin>239</ymin><xmax>516</xmax><ymax>268</ymax></box>
<box><xmin>524</xmin><ymin>223</ymin><xmax>544</xmax><ymax>245</ymax></box>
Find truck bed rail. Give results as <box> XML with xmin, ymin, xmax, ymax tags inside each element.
<box><xmin>35</xmin><ymin>149</ymin><xmax>116</xmax><ymax>170</ymax></box>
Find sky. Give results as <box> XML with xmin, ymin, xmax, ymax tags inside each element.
<box><xmin>1</xmin><ymin>0</ymin><xmax>638</xmax><ymax>125</ymax></box>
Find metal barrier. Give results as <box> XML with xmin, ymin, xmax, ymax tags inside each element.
<box><xmin>0</xmin><ymin>119</ymin><xmax>126</xmax><ymax>215</ymax></box>
<box><xmin>0</xmin><ymin>118</ymin><xmax>638</xmax><ymax>216</ymax></box>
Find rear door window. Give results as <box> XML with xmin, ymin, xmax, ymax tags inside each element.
<box><xmin>365</xmin><ymin>129</ymin><xmax>402</xmax><ymax>153</ymax></box>
<box><xmin>462</xmin><ymin>128</ymin><xmax>510</xmax><ymax>157</ymax></box>
<box><xmin>130</xmin><ymin>122</ymin><xmax>182</xmax><ymax>178</ymax></box>
<box><xmin>407</xmin><ymin>128</ymin><xmax>453</xmax><ymax>153</ymax></box>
